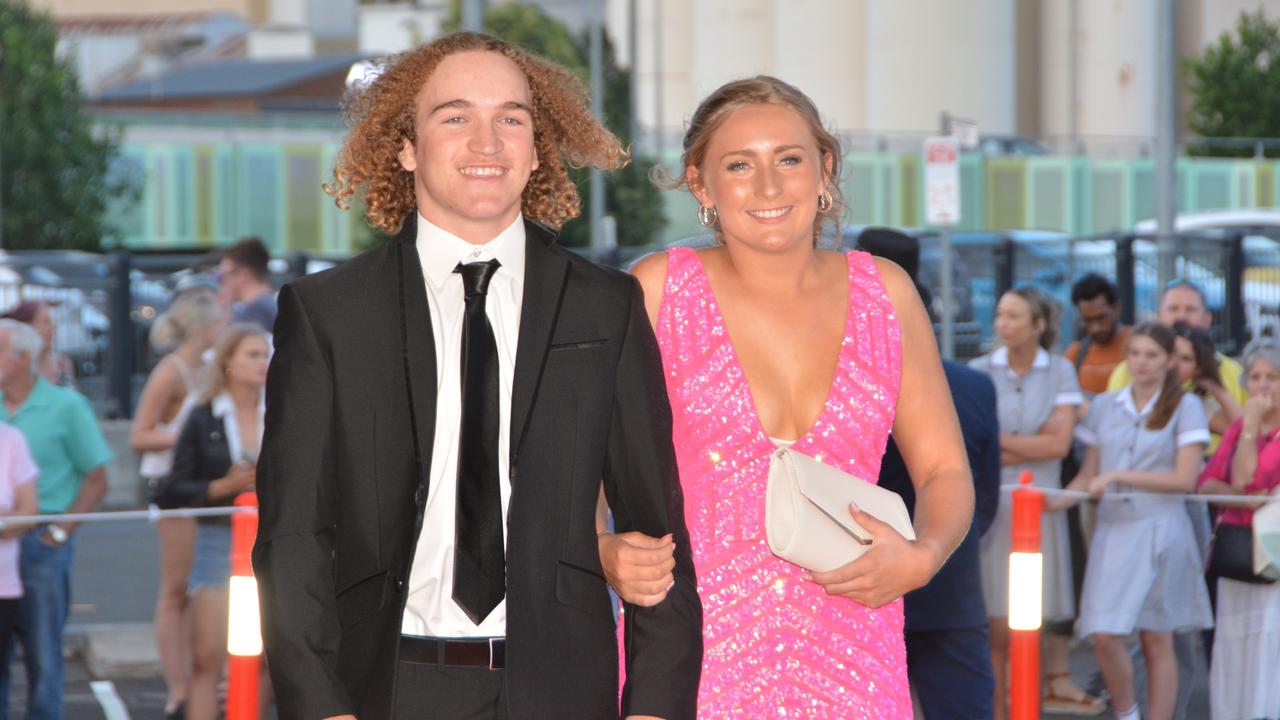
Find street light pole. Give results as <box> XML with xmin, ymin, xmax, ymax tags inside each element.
<box><xmin>589</xmin><ymin>0</ymin><xmax>605</xmax><ymax>260</ymax></box>
<box><xmin>1155</xmin><ymin>0</ymin><xmax>1178</xmax><ymax>285</ymax></box>
<box><xmin>461</xmin><ymin>0</ymin><xmax>484</xmax><ymax>32</ymax></box>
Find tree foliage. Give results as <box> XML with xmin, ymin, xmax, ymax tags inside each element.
<box><xmin>1184</xmin><ymin>9</ymin><xmax>1280</xmax><ymax>157</ymax></box>
<box><xmin>0</xmin><ymin>0</ymin><xmax>134</xmax><ymax>250</ymax></box>
<box><xmin>445</xmin><ymin>1</ymin><xmax>665</xmax><ymax>247</ymax></box>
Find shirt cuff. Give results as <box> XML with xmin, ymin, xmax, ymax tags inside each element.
<box><xmin>1075</xmin><ymin>425</ymin><xmax>1098</xmax><ymax>447</ymax></box>
<box><xmin>1177</xmin><ymin>429</ymin><xmax>1211</xmax><ymax>448</ymax></box>
<box><xmin>1055</xmin><ymin>391</ymin><xmax>1084</xmax><ymax>407</ymax></box>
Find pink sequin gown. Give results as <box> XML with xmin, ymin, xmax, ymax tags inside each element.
<box><xmin>657</xmin><ymin>247</ymin><xmax>909</xmax><ymax>718</ymax></box>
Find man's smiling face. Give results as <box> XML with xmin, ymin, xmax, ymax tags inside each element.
<box><xmin>398</xmin><ymin>50</ymin><xmax>539</xmax><ymax>241</ymax></box>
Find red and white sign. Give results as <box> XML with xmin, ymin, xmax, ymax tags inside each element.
<box><xmin>924</xmin><ymin>137</ymin><xmax>961</xmax><ymax>226</ymax></box>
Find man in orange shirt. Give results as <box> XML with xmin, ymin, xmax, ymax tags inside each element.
<box><xmin>1064</xmin><ymin>273</ymin><xmax>1131</xmax><ymax>398</ymax></box>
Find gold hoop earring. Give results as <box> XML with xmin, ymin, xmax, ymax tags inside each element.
<box><xmin>817</xmin><ymin>189</ymin><xmax>834</xmax><ymax>213</ymax></box>
<box><xmin>698</xmin><ymin>205</ymin><xmax>718</xmax><ymax>228</ymax></box>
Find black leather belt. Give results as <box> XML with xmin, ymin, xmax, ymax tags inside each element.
<box><xmin>399</xmin><ymin>635</ymin><xmax>506</xmax><ymax>670</ymax></box>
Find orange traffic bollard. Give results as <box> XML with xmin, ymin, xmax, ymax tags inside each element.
<box><xmin>226</xmin><ymin>492</ymin><xmax>262</xmax><ymax>720</ymax></box>
<box><xmin>1009</xmin><ymin>470</ymin><xmax>1043</xmax><ymax>720</ymax></box>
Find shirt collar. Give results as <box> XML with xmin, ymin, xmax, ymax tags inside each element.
<box><xmin>991</xmin><ymin>346</ymin><xmax>1051</xmax><ymax>370</ymax></box>
<box><xmin>415</xmin><ymin>212</ymin><xmax>527</xmax><ymax>291</ymax></box>
<box><xmin>1</xmin><ymin>377</ymin><xmax>53</xmax><ymax>416</ymax></box>
<box><xmin>1120</xmin><ymin>385</ymin><xmax>1161</xmax><ymax>418</ymax></box>
<box><xmin>210</xmin><ymin>390</ymin><xmax>265</xmax><ymax>418</ymax></box>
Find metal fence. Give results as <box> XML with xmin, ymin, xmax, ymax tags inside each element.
<box><xmin>10</xmin><ymin>227</ymin><xmax>1280</xmax><ymax>418</ymax></box>
<box><xmin>0</xmin><ymin>249</ymin><xmax>337</xmax><ymax>418</ymax></box>
<box><xmin>859</xmin><ymin>228</ymin><xmax>1280</xmax><ymax>361</ymax></box>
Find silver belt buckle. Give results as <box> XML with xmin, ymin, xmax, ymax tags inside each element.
<box><xmin>488</xmin><ymin>637</ymin><xmax>498</xmax><ymax>670</ymax></box>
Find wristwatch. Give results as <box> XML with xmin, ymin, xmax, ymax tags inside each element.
<box><xmin>44</xmin><ymin>525</ymin><xmax>68</xmax><ymax>545</ymax></box>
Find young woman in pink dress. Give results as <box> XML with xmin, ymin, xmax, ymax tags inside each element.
<box><xmin>597</xmin><ymin>77</ymin><xmax>974</xmax><ymax>718</ymax></box>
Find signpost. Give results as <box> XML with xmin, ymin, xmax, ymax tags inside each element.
<box><xmin>924</xmin><ymin>136</ymin><xmax>961</xmax><ymax>358</ymax></box>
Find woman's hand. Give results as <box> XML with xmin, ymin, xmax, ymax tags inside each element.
<box><xmin>598</xmin><ymin>531</ymin><xmax>675</xmax><ymax>607</ymax></box>
<box><xmin>1087</xmin><ymin>470</ymin><xmax>1121</xmax><ymax>498</ymax></box>
<box><xmin>1243</xmin><ymin>395</ymin><xmax>1274</xmax><ymax>435</ymax></box>
<box><xmin>1044</xmin><ymin>492</ymin><xmax>1079</xmax><ymax>513</ymax></box>
<box><xmin>806</xmin><ymin>504</ymin><xmax>939</xmax><ymax>609</ymax></box>
<box><xmin>212</xmin><ymin>462</ymin><xmax>256</xmax><ymax>499</ymax></box>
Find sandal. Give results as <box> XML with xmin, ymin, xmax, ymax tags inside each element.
<box><xmin>1043</xmin><ymin>672</ymin><xmax>1106</xmax><ymax>716</ymax></box>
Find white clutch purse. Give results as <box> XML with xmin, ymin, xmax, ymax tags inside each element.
<box><xmin>765</xmin><ymin>446</ymin><xmax>916</xmax><ymax>573</ymax></box>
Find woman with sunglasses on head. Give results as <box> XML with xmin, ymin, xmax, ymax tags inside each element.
<box><xmin>594</xmin><ymin>76</ymin><xmax>973</xmax><ymax>717</ymax></box>
<box><xmin>1052</xmin><ymin>323</ymin><xmax>1214</xmax><ymax>720</ymax></box>
<box><xmin>130</xmin><ymin>288</ymin><xmax>227</xmax><ymax>719</ymax></box>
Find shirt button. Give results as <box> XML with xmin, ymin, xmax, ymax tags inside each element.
<box><xmin>394</xmin><ymin>576</ymin><xmax>405</xmax><ymax>593</ymax></box>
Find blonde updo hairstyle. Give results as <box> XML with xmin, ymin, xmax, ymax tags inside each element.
<box><xmin>656</xmin><ymin>75</ymin><xmax>844</xmax><ymax>246</ymax></box>
<box><xmin>150</xmin><ymin>290</ymin><xmax>222</xmax><ymax>352</ymax></box>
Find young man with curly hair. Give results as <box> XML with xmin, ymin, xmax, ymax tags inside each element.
<box><xmin>253</xmin><ymin>32</ymin><xmax>700</xmax><ymax>720</ymax></box>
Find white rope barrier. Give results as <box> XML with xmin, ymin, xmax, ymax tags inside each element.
<box><xmin>999</xmin><ymin>484</ymin><xmax>1280</xmax><ymax>505</ymax></box>
<box><xmin>0</xmin><ymin>505</ymin><xmax>250</xmax><ymax>527</ymax></box>
<box><xmin>0</xmin><ymin>487</ymin><xmax>1273</xmax><ymax>528</ymax></box>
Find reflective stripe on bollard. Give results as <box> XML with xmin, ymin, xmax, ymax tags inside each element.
<box><xmin>1009</xmin><ymin>470</ymin><xmax>1043</xmax><ymax>720</ymax></box>
<box><xmin>227</xmin><ymin>492</ymin><xmax>261</xmax><ymax>720</ymax></box>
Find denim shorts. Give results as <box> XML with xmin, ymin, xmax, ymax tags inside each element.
<box><xmin>187</xmin><ymin>523</ymin><xmax>232</xmax><ymax>595</ymax></box>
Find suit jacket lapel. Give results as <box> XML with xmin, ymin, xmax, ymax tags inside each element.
<box><xmin>395</xmin><ymin>214</ymin><xmax>438</xmax><ymax>495</ymax></box>
<box><xmin>510</xmin><ymin>220</ymin><xmax>570</xmax><ymax>465</ymax></box>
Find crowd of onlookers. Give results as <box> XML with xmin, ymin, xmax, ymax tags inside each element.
<box><xmin>950</xmin><ymin>270</ymin><xmax>1278</xmax><ymax>720</ymax></box>
<box><xmin>0</xmin><ymin>236</ymin><xmax>275</xmax><ymax>719</ymax></box>
<box><xmin>129</xmin><ymin>237</ymin><xmax>276</xmax><ymax>720</ymax></box>
<box><xmin>0</xmin><ymin>229</ymin><xmax>1276</xmax><ymax>719</ymax></box>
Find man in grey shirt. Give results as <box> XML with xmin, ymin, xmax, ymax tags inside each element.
<box><xmin>218</xmin><ymin>236</ymin><xmax>277</xmax><ymax>333</ymax></box>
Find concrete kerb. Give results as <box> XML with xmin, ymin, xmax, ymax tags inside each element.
<box><xmin>65</xmin><ymin>622</ymin><xmax>159</xmax><ymax>680</ymax></box>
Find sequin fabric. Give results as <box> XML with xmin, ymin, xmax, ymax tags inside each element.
<box><xmin>659</xmin><ymin>247</ymin><xmax>908</xmax><ymax>718</ymax></box>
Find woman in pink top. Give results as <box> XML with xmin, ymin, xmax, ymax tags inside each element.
<box><xmin>0</xmin><ymin>422</ymin><xmax>39</xmax><ymax>692</ymax></box>
<box><xmin>597</xmin><ymin>77</ymin><xmax>973</xmax><ymax>717</ymax></box>
<box><xmin>1197</xmin><ymin>338</ymin><xmax>1280</xmax><ymax>720</ymax></box>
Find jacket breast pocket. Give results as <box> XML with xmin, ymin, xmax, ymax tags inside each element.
<box><xmin>546</xmin><ymin>340</ymin><xmax>609</xmax><ymax>366</ymax></box>
<box><xmin>336</xmin><ymin>570</ymin><xmax>389</xmax><ymax>630</ymax></box>
<box><xmin>555</xmin><ymin>560</ymin><xmax>614</xmax><ymax>619</ymax></box>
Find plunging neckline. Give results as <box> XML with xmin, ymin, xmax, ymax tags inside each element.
<box><xmin>687</xmin><ymin>249</ymin><xmax>854</xmax><ymax>448</ymax></box>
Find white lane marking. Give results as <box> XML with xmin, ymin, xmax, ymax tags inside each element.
<box><xmin>89</xmin><ymin>680</ymin><xmax>131</xmax><ymax>720</ymax></box>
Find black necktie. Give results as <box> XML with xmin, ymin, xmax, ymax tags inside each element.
<box><xmin>452</xmin><ymin>259</ymin><xmax>505</xmax><ymax>624</ymax></box>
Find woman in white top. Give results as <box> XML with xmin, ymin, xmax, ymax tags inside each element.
<box><xmin>129</xmin><ymin>289</ymin><xmax>225</xmax><ymax>719</ymax></box>
<box><xmin>969</xmin><ymin>287</ymin><xmax>1093</xmax><ymax>718</ymax></box>
<box><xmin>1054</xmin><ymin>323</ymin><xmax>1213</xmax><ymax>720</ymax></box>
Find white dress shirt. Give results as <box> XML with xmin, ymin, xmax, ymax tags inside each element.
<box><xmin>401</xmin><ymin>213</ymin><xmax>525</xmax><ymax>638</ymax></box>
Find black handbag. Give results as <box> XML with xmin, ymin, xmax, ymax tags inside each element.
<box><xmin>1208</xmin><ymin>522</ymin><xmax>1276</xmax><ymax>585</ymax></box>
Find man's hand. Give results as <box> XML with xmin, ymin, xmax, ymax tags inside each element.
<box><xmin>322</xmin><ymin>715</ymin><xmax>357</xmax><ymax>720</ymax></box>
<box><xmin>806</xmin><ymin>503</ymin><xmax>937</xmax><ymax>609</ymax></box>
<box><xmin>598</xmin><ymin>531</ymin><xmax>675</xmax><ymax>606</ymax></box>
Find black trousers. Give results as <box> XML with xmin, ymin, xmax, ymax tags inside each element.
<box><xmin>0</xmin><ymin>599</ymin><xmax>16</xmax><ymax>667</ymax></box>
<box><xmin>392</xmin><ymin>658</ymin><xmax>507</xmax><ymax>720</ymax></box>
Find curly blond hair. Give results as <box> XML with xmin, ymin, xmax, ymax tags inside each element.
<box><xmin>325</xmin><ymin>32</ymin><xmax>627</xmax><ymax>234</ymax></box>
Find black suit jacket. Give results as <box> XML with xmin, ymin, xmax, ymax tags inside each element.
<box><xmin>878</xmin><ymin>359</ymin><xmax>1000</xmax><ymax>631</ymax></box>
<box><xmin>252</xmin><ymin>217</ymin><xmax>702</xmax><ymax>720</ymax></box>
